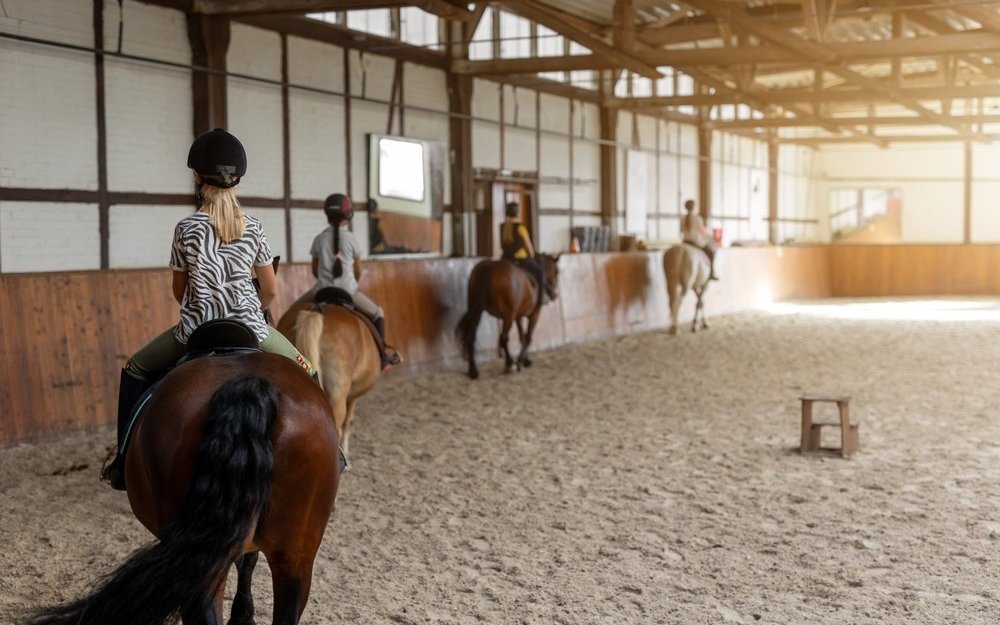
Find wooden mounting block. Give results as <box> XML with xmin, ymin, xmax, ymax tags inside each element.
<box><xmin>799</xmin><ymin>395</ymin><xmax>860</xmax><ymax>458</ymax></box>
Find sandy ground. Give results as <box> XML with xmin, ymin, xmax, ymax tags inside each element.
<box><xmin>3</xmin><ymin>298</ymin><xmax>1000</xmax><ymax>624</ymax></box>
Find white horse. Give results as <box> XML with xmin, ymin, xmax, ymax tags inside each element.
<box><xmin>663</xmin><ymin>243</ymin><xmax>712</xmax><ymax>335</ymax></box>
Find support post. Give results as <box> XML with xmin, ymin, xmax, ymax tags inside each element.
<box><xmin>768</xmin><ymin>136</ymin><xmax>779</xmax><ymax>244</ymax></box>
<box><xmin>94</xmin><ymin>0</ymin><xmax>109</xmax><ymax>269</ymax></box>
<box><xmin>188</xmin><ymin>14</ymin><xmax>230</xmax><ymax>134</ymax></box>
<box><xmin>448</xmin><ymin>20</ymin><xmax>473</xmax><ymax>257</ymax></box>
<box><xmin>599</xmin><ymin>103</ymin><xmax>618</xmax><ymax>231</ymax></box>
<box><xmin>697</xmin><ymin>119</ymin><xmax>712</xmax><ymax>222</ymax></box>
<box><xmin>964</xmin><ymin>140</ymin><xmax>972</xmax><ymax>244</ymax></box>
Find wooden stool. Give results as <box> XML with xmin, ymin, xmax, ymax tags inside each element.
<box><xmin>799</xmin><ymin>395</ymin><xmax>859</xmax><ymax>457</ymax></box>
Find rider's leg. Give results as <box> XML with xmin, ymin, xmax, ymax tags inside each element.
<box><xmin>351</xmin><ymin>291</ymin><xmax>401</xmax><ymax>367</ymax></box>
<box><xmin>259</xmin><ymin>327</ymin><xmax>314</xmax><ymax>376</ymax></box>
<box><xmin>704</xmin><ymin>240</ymin><xmax>719</xmax><ymax>280</ymax></box>
<box><xmin>522</xmin><ymin>257</ymin><xmax>546</xmax><ymax>306</ymax></box>
<box><xmin>103</xmin><ymin>327</ymin><xmax>185</xmax><ymax>489</ymax></box>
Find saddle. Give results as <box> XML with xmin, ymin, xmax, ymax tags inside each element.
<box><xmin>118</xmin><ymin>320</ymin><xmax>263</xmax><ymax>462</ymax></box>
<box><xmin>312</xmin><ymin>287</ymin><xmax>395</xmax><ymax>365</ymax></box>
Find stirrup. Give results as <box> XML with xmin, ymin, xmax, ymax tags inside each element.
<box><xmin>100</xmin><ymin>446</ymin><xmax>126</xmax><ymax>491</ymax></box>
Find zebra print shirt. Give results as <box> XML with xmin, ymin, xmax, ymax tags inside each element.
<box><xmin>169</xmin><ymin>212</ymin><xmax>274</xmax><ymax>344</ymax></box>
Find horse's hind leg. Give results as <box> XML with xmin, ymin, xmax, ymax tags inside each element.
<box><xmin>181</xmin><ymin>572</ymin><xmax>227</xmax><ymax>625</ymax></box>
<box><xmin>269</xmin><ymin>556</ymin><xmax>315</xmax><ymax>625</ymax></box>
<box><xmin>228</xmin><ymin>552</ymin><xmax>259</xmax><ymax>625</ymax></box>
<box><xmin>515</xmin><ymin>318</ymin><xmax>526</xmax><ymax>371</ymax></box>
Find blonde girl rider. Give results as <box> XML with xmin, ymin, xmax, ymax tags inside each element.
<box><xmin>681</xmin><ymin>199</ymin><xmax>718</xmax><ymax>280</ymax></box>
<box><xmin>102</xmin><ymin>128</ymin><xmax>313</xmax><ymax>490</ymax></box>
<box><xmin>310</xmin><ymin>193</ymin><xmax>401</xmax><ymax>369</ymax></box>
<box><xmin>500</xmin><ymin>201</ymin><xmax>545</xmax><ymax>307</ymax></box>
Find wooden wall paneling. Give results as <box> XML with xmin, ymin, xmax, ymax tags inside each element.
<box><xmin>2</xmin><ymin>247</ymin><xmax>837</xmax><ymax>444</ymax></box>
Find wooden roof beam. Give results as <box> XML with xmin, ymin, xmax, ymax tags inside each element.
<box><xmin>195</xmin><ymin>0</ymin><xmax>476</xmax><ymax>19</ymax></box>
<box><xmin>709</xmin><ymin>114</ymin><xmax>1000</xmax><ymax>129</ymax></box>
<box><xmin>681</xmin><ymin>0</ymin><xmax>966</xmax><ymax>132</ymax></box>
<box><xmin>496</xmin><ymin>0</ymin><xmax>663</xmax><ymax>79</ymax></box>
<box><xmin>782</xmin><ymin>132</ymin><xmax>1000</xmax><ymax>145</ymax></box>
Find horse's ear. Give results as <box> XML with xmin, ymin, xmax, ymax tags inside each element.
<box><xmin>272</xmin><ymin>255</ymin><xmax>281</xmax><ymax>276</ymax></box>
<box><xmin>555</xmin><ymin>253</ymin><xmax>563</xmax><ymax>263</ymax></box>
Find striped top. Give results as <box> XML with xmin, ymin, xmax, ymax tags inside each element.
<box><xmin>169</xmin><ymin>212</ymin><xmax>273</xmax><ymax>344</ymax></box>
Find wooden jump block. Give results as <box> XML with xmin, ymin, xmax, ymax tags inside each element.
<box><xmin>799</xmin><ymin>395</ymin><xmax>859</xmax><ymax>457</ymax></box>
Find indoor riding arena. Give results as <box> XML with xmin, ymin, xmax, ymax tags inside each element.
<box><xmin>4</xmin><ymin>1</ymin><xmax>1000</xmax><ymax>624</ymax></box>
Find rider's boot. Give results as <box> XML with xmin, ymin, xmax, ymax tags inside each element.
<box><xmin>100</xmin><ymin>369</ymin><xmax>148</xmax><ymax>491</ymax></box>
<box><xmin>374</xmin><ymin>317</ymin><xmax>402</xmax><ymax>369</ymax></box>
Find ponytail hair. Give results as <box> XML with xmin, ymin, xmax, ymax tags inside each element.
<box><xmin>201</xmin><ymin>184</ymin><xmax>245</xmax><ymax>243</ymax></box>
<box><xmin>331</xmin><ymin>217</ymin><xmax>344</xmax><ymax>278</ymax></box>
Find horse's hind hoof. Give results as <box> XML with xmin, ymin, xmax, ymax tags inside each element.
<box><xmin>668</xmin><ymin>326</ymin><xmax>678</xmax><ymax>336</ymax></box>
<box><xmin>521</xmin><ymin>358</ymin><xmax>533</xmax><ymax>368</ymax></box>
<box><xmin>468</xmin><ymin>370</ymin><xmax>479</xmax><ymax>380</ymax></box>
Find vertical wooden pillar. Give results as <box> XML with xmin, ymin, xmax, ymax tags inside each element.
<box><xmin>697</xmin><ymin>123</ymin><xmax>711</xmax><ymax>221</ymax></box>
<box><xmin>768</xmin><ymin>137</ymin><xmax>779</xmax><ymax>244</ymax></box>
<box><xmin>964</xmin><ymin>140</ymin><xmax>972</xmax><ymax>244</ymax></box>
<box><xmin>599</xmin><ymin>104</ymin><xmax>618</xmax><ymax>230</ymax></box>
<box><xmin>280</xmin><ymin>34</ymin><xmax>292</xmax><ymax>259</ymax></box>
<box><xmin>448</xmin><ymin>14</ymin><xmax>474</xmax><ymax>258</ymax></box>
<box><xmin>188</xmin><ymin>14</ymin><xmax>230</xmax><ymax>135</ymax></box>
<box><xmin>93</xmin><ymin>0</ymin><xmax>109</xmax><ymax>269</ymax></box>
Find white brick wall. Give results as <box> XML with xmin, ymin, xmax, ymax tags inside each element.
<box><xmin>245</xmin><ymin>208</ymin><xmax>287</xmax><ymax>262</ymax></box>
<box><xmin>109</xmin><ymin>205</ymin><xmax>191</xmax><ymax>269</ymax></box>
<box><xmin>504</xmin><ymin>127</ymin><xmax>536</xmax><ymax>171</ymax></box>
<box><xmin>538</xmin><ymin>214</ymin><xmax>570</xmax><ymax>253</ymax></box>
<box><xmin>104</xmin><ymin>1</ymin><xmax>191</xmax><ymax>194</ymax></box>
<box><xmin>351</xmin><ymin>100</ymin><xmax>390</xmax><ymax>200</ymax></box>
<box><xmin>349</xmin><ymin>51</ymin><xmax>395</xmax><ymax>101</ymax></box>
<box><xmin>404</xmin><ymin>64</ymin><xmax>447</xmax><ymax>112</ymax></box>
<box><xmin>1</xmin><ymin>0</ymin><xmax>97</xmax><ymax>189</ymax></box>
<box><xmin>228</xmin><ymin>25</ymin><xmax>284</xmax><ymax>198</ymax></box>
<box><xmin>0</xmin><ymin>202</ymin><xmax>100</xmax><ymax>272</ymax></box>
<box><xmin>538</xmin><ymin>94</ymin><xmax>569</xmax><ymax>133</ymax></box>
<box><xmin>287</xmin><ymin>35</ymin><xmax>347</xmax><ymax>201</ymax></box>
<box><xmin>472</xmin><ymin>79</ymin><xmax>500</xmax><ymax>121</ymax></box>
<box><xmin>290</xmin><ymin>208</ymin><xmax>329</xmax><ymax>263</ymax></box>
<box><xmin>472</xmin><ymin>121</ymin><xmax>501</xmax><ymax>169</ymax></box>
<box><xmin>288</xmin><ymin>36</ymin><xmax>344</xmax><ymax>91</ymax></box>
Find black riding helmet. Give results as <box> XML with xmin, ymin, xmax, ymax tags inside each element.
<box><xmin>324</xmin><ymin>193</ymin><xmax>354</xmax><ymax>222</ymax></box>
<box><xmin>505</xmin><ymin>201</ymin><xmax>520</xmax><ymax>218</ymax></box>
<box><xmin>187</xmin><ymin>128</ymin><xmax>247</xmax><ymax>189</ymax></box>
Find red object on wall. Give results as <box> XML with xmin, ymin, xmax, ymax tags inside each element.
<box><xmin>712</xmin><ymin>228</ymin><xmax>724</xmax><ymax>246</ymax></box>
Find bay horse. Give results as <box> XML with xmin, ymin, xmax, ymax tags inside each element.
<box><xmin>456</xmin><ymin>254</ymin><xmax>560</xmax><ymax>379</ymax></box>
<box><xmin>664</xmin><ymin>243</ymin><xmax>712</xmax><ymax>335</ymax></box>
<box><xmin>26</xmin><ymin>353</ymin><xmax>340</xmax><ymax>625</ymax></box>
<box><xmin>277</xmin><ymin>294</ymin><xmax>381</xmax><ymax>456</ymax></box>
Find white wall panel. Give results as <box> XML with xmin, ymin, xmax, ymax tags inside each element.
<box><xmin>349</xmin><ymin>51</ymin><xmax>395</xmax><ymax>101</ymax></box>
<box><xmin>472</xmin><ymin>121</ymin><xmax>501</xmax><ymax>169</ymax></box>
<box><xmin>289</xmin><ymin>91</ymin><xmax>347</xmax><ymax>200</ymax></box>
<box><xmin>538</xmin><ymin>214</ymin><xmax>570</xmax><ymax>253</ymax></box>
<box><xmin>538</xmin><ymin>94</ymin><xmax>570</xmax><ymax>133</ymax></box>
<box><xmin>290</xmin><ymin>208</ymin><xmax>329</xmax><ymax>263</ymax></box>
<box><xmin>0</xmin><ymin>202</ymin><xmax>100</xmax><ymax>272</ymax></box>
<box><xmin>109</xmin><ymin>205</ymin><xmax>191</xmax><ymax>269</ymax></box>
<box><xmin>539</xmin><ymin>136</ymin><xmax>570</xmax><ymax>178</ymax></box>
<box><xmin>228</xmin><ymin>80</ymin><xmax>284</xmax><ymax>198</ymax></box>
<box><xmin>503</xmin><ymin>85</ymin><xmax>536</xmax><ymax>127</ymax></box>
<box><xmin>404</xmin><ymin>64</ymin><xmax>448</xmax><ymax>111</ymax></box>
<box><xmin>472</xmin><ymin>79</ymin><xmax>501</xmax><ymax>121</ymax></box>
<box><xmin>504</xmin><ymin>127</ymin><xmax>536</xmax><ymax>171</ymax></box>
<box><xmin>539</xmin><ymin>183</ymin><xmax>570</xmax><ymax>210</ymax></box>
<box><xmin>350</xmin><ymin>101</ymin><xmax>390</xmax><ymax>200</ymax></box>
<box><xmin>288</xmin><ymin>36</ymin><xmax>343</xmax><ymax>91</ymax></box>
<box><xmin>246</xmin><ymin>208</ymin><xmax>287</xmax><ymax>262</ymax></box>
<box><xmin>228</xmin><ymin>25</ymin><xmax>281</xmax><ymax>80</ymax></box>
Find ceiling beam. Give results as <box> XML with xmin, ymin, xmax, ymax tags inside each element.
<box><xmin>904</xmin><ymin>10</ymin><xmax>1000</xmax><ymax>79</ymax></box>
<box><xmin>194</xmin><ymin>0</ymin><xmax>476</xmax><ymax>19</ymax></box>
<box><xmin>451</xmin><ymin>31</ymin><xmax>1000</xmax><ymax>74</ymax></box>
<box><xmin>496</xmin><ymin>0</ymin><xmax>663</xmax><ymax>79</ymax></box>
<box><xmin>782</xmin><ymin>133</ymin><xmax>1000</xmax><ymax>145</ymax></box>
<box><xmin>681</xmin><ymin>0</ymin><xmax>966</xmax><ymax>132</ymax></box>
<box><xmin>614</xmin><ymin>83</ymin><xmax>1000</xmax><ymax>108</ymax></box>
<box><xmin>709</xmin><ymin>114</ymin><xmax>1000</xmax><ymax>129</ymax></box>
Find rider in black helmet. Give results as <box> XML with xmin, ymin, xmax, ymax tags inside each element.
<box><xmin>101</xmin><ymin>128</ymin><xmax>313</xmax><ymax>490</ymax></box>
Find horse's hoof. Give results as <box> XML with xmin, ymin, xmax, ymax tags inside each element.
<box><xmin>668</xmin><ymin>327</ymin><xmax>678</xmax><ymax>336</ymax></box>
<box><xmin>468</xmin><ymin>370</ymin><xmax>479</xmax><ymax>380</ymax></box>
<box><xmin>522</xmin><ymin>358</ymin><xmax>533</xmax><ymax>368</ymax></box>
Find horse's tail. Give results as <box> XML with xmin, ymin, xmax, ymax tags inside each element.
<box><xmin>456</xmin><ymin>287</ymin><xmax>484</xmax><ymax>364</ymax></box>
<box><xmin>25</xmin><ymin>376</ymin><xmax>278</xmax><ymax>625</ymax></box>
<box><xmin>294</xmin><ymin>310</ymin><xmax>325</xmax><ymax>383</ymax></box>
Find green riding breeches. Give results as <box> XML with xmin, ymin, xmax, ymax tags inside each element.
<box><xmin>125</xmin><ymin>325</ymin><xmax>313</xmax><ymax>382</ymax></box>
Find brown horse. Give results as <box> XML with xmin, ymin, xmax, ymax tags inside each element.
<box><xmin>456</xmin><ymin>254</ymin><xmax>560</xmax><ymax>379</ymax></box>
<box><xmin>664</xmin><ymin>243</ymin><xmax>712</xmax><ymax>335</ymax></box>
<box><xmin>26</xmin><ymin>354</ymin><xmax>339</xmax><ymax>625</ymax></box>
<box><xmin>277</xmin><ymin>294</ymin><xmax>381</xmax><ymax>456</ymax></box>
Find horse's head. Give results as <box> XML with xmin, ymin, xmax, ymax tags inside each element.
<box><xmin>538</xmin><ymin>253</ymin><xmax>561</xmax><ymax>302</ymax></box>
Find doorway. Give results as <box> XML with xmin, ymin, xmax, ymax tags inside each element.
<box><xmin>474</xmin><ymin>179</ymin><xmax>536</xmax><ymax>257</ymax></box>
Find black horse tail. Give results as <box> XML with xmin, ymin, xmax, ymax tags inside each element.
<box><xmin>25</xmin><ymin>376</ymin><xmax>279</xmax><ymax>625</ymax></box>
<box><xmin>456</xmin><ymin>293</ymin><xmax>484</xmax><ymax>365</ymax></box>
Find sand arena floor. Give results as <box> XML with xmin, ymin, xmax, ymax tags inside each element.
<box><xmin>3</xmin><ymin>299</ymin><xmax>1000</xmax><ymax>624</ymax></box>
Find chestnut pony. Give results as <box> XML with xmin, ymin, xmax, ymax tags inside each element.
<box><xmin>26</xmin><ymin>354</ymin><xmax>340</xmax><ymax>625</ymax></box>
<box><xmin>277</xmin><ymin>295</ymin><xmax>381</xmax><ymax>456</ymax></box>
<box><xmin>456</xmin><ymin>254</ymin><xmax>560</xmax><ymax>379</ymax></box>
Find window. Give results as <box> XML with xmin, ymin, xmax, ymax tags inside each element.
<box><xmin>346</xmin><ymin>9</ymin><xmax>392</xmax><ymax>38</ymax></box>
<box><xmin>469</xmin><ymin>9</ymin><xmax>493</xmax><ymax>60</ymax></box>
<box><xmin>499</xmin><ymin>11</ymin><xmax>531</xmax><ymax>58</ymax></box>
<box><xmin>400</xmin><ymin>7</ymin><xmax>439</xmax><ymax>49</ymax></box>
